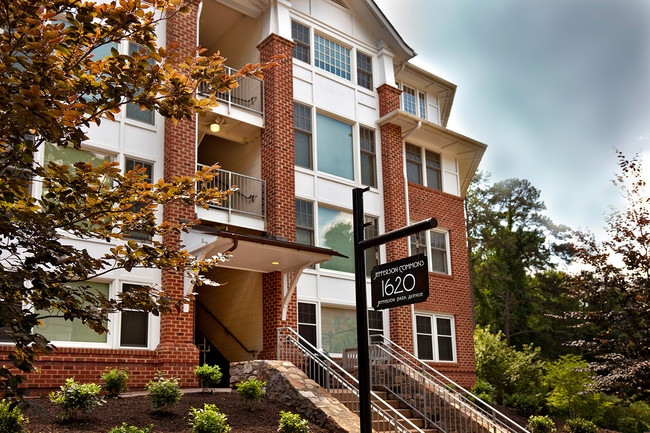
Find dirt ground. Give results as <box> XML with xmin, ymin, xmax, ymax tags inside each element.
<box><xmin>23</xmin><ymin>390</ymin><xmax>331</xmax><ymax>433</ymax></box>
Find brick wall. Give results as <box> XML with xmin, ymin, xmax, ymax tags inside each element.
<box><xmin>408</xmin><ymin>182</ymin><xmax>476</xmax><ymax>388</ymax></box>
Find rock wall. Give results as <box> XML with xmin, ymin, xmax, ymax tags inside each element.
<box><xmin>230</xmin><ymin>360</ymin><xmax>360</xmax><ymax>433</ymax></box>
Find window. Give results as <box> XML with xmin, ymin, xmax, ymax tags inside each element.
<box><xmin>418</xmin><ymin>92</ymin><xmax>427</xmax><ymax>120</ymax></box>
<box><xmin>415</xmin><ymin>314</ymin><xmax>455</xmax><ymax>362</ymax></box>
<box><xmin>298</xmin><ymin>302</ymin><xmax>317</xmax><ymax>347</ymax></box>
<box><xmin>364</xmin><ymin>216</ymin><xmax>378</xmax><ymax>276</ymax></box>
<box><xmin>125</xmin><ymin>42</ymin><xmax>154</xmax><ymax>125</ymax></box>
<box><xmin>368</xmin><ymin>310</ymin><xmax>383</xmax><ymax>337</ymax></box>
<box><xmin>314</xmin><ymin>34</ymin><xmax>350</xmax><ymax>80</ymax></box>
<box><xmin>120</xmin><ymin>283</ymin><xmax>149</xmax><ymax>347</ymax></box>
<box><xmin>35</xmin><ymin>282</ymin><xmax>109</xmax><ymax>344</ymax></box>
<box><xmin>318</xmin><ymin>207</ymin><xmax>353</xmax><ymax>273</ymax></box>
<box><xmin>296</xmin><ymin>199</ymin><xmax>314</xmax><ymax>246</ymax></box>
<box><xmin>316</xmin><ymin>113</ymin><xmax>353</xmax><ymax>180</ymax></box>
<box><xmin>409</xmin><ymin>229</ymin><xmax>450</xmax><ymax>274</ymax></box>
<box><xmin>425</xmin><ymin>150</ymin><xmax>442</xmax><ymax>191</ymax></box>
<box><xmin>292</xmin><ymin>21</ymin><xmax>310</xmax><ymax>63</ymax></box>
<box><xmin>357</xmin><ymin>52</ymin><xmax>372</xmax><ymax>90</ymax></box>
<box><xmin>405</xmin><ymin>143</ymin><xmax>422</xmax><ymax>184</ymax></box>
<box><xmin>294</xmin><ymin>102</ymin><xmax>312</xmax><ymax>169</ymax></box>
<box><xmin>405</xmin><ymin>143</ymin><xmax>443</xmax><ymax>191</ymax></box>
<box><xmin>360</xmin><ymin>127</ymin><xmax>377</xmax><ymax>188</ymax></box>
<box><xmin>124</xmin><ymin>158</ymin><xmax>154</xmax><ymax>240</ymax></box>
<box><xmin>321</xmin><ymin>306</ymin><xmax>356</xmax><ymax>354</ymax></box>
<box><xmin>402</xmin><ymin>85</ymin><xmax>417</xmax><ymax>115</ymax></box>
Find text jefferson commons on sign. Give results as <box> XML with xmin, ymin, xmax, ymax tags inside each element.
<box><xmin>370</xmin><ymin>254</ymin><xmax>429</xmax><ymax>310</ymax></box>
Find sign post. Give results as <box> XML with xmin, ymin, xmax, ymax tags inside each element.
<box><xmin>353</xmin><ymin>187</ymin><xmax>437</xmax><ymax>433</ymax></box>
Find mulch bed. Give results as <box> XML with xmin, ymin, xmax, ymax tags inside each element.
<box><xmin>23</xmin><ymin>390</ymin><xmax>331</xmax><ymax>433</ymax></box>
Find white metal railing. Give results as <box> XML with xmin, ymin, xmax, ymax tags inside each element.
<box><xmin>277</xmin><ymin>327</ymin><xmax>425</xmax><ymax>433</ymax></box>
<box><xmin>344</xmin><ymin>335</ymin><xmax>530</xmax><ymax>433</ymax></box>
<box><xmin>199</xmin><ymin>65</ymin><xmax>263</xmax><ymax>115</ymax></box>
<box><xmin>196</xmin><ymin>165</ymin><xmax>266</xmax><ymax>219</ymax></box>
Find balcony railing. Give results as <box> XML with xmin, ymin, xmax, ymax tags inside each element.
<box><xmin>199</xmin><ymin>65</ymin><xmax>264</xmax><ymax>115</ymax></box>
<box><xmin>197</xmin><ymin>165</ymin><xmax>266</xmax><ymax>219</ymax></box>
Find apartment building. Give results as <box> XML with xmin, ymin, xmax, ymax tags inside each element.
<box><xmin>0</xmin><ymin>0</ymin><xmax>486</xmax><ymax>390</ymax></box>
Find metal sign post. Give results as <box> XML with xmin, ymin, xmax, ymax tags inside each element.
<box><xmin>353</xmin><ymin>187</ymin><xmax>437</xmax><ymax>433</ymax></box>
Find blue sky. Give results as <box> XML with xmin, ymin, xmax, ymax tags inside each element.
<box><xmin>375</xmin><ymin>0</ymin><xmax>650</xmax><ymax>238</ymax></box>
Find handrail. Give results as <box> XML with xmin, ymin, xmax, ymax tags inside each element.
<box><xmin>198</xmin><ymin>65</ymin><xmax>264</xmax><ymax>115</ymax></box>
<box><xmin>196</xmin><ymin>300</ymin><xmax>257</xmax><ymax>357</ymax></box>
<box><xmin>277</xmin><ymin>327</ymin><xmax>424</xmax><ymax>433</ymax></box>
<box><xmin>366</xmin><ymin>335</ymin><xmax>530</xmax><ymax>433</ymax></box>
<box><xmin>196</xmin><ymin>165</ymin><xmax>266</xmax><ymax>219</ymax></box>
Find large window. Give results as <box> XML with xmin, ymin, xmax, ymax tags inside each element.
<box><xmin>357</xmin><ymin>52</ymin><xmax>373</xmax><ymax>90</ymax></box>
<box><xmin>318</xmin><ymin>206</ymin><xmax>353</xmax><ymax>273</ymax></box>
<box><xmin>35</xmin><ymin>282</ymin><xmax>109</xmax><ymax>344</ymax></box>
<box><xmin>409</xmin><ymin>229</ymin><xmax>450</xmax><ymax>274</ymax></box>
<box><xmin>314</xmin><ymin>34</ymin><xmax>350</xmax><ymax>80</ymax></box>
<box><xmin>292</xmin><ymin>21</ymin><xmax>310</xmax><ymax>63</ymax></box>
<box><xmin>294</xmin><ymin>102</ymin><xmax>312</xmax><ymax>169</ymax></box>
<box><xmin>316</xmin><ymin>113</ymin><xmax>353</xmax><ymax>180</ymax></box>
<box><xmin>415</xmin><ymin>314</ymin><xmax>455</xmax><ymax>362</ymax></box>
<box><xmin>405</xmin><ymin>143</ymin><xmax>443</xmax><ymax>191</ymax></box>
<box><xmin>298</xmin><ymin>302</ymin><xmax>317</xmax><ymax>347</ymax></box>
<box><xmin>360</xmin><ymin>126</ymin><xmax>377</xmax><ymax>188</ymax></box>
<box><xmin>321</xmin><ymin>306</ymin><xmax>356</xmax><ymax>354</ymax></box>
<box><xmin>296</xmin><ymin>199</ymin><xmax>314</xmax><ymax>246</ymax></box>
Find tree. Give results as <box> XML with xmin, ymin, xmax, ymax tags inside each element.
<box><xmin>565</xmin><ymin>152</ymin><xmax>650</xmax><ymax>401</ymax></box>
<box><xmin>466</xmin><ymin>174</ymin><xmax>571</xmax><ymax>347</ymax></box>
<box><xmin>0</xmin><ymin>0</ymin><xmax>277</xmax><ymax>398</ymax></box>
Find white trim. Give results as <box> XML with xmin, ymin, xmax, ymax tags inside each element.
<box><xmin>413</xmin><ymin>311</ymin><xmax>457</xmax><ymax>363</ymax></box>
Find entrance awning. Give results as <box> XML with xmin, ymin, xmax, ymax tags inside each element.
<box><xmin>186</xmin><ymin>228</ymin><xmax>345</xmax><ymax>274</ymax></box>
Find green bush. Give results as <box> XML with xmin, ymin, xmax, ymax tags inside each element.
<box><xmin>619</xmin><ymin>417</ymin><xmax>649</xmax><ymax>433</ymax></box>
<box><xmin>0</xmin><ymin>399</ymin><xmax>28</xmax><ymax>433</ymax></box>
<box><xmin>194</xmin><ymin>364</ymin><xmax>223</xmax><ymax>392</ymax></box>
<box><xmin>189</xmin><ymin>404</ymin><xmax>230</xmax><ymax>433</ymax></box>
<box><xmin>236</xmin><ymin>378</ymin><xmax>266</xmax><ymax>411</ymax></box>
<box><xmin>470</xmin><ymin>379</ymin><xmax>494</xmax><ymax>404</ymax></box>
<box><xmin>101</xmin><ymin>368</ymin><xmax>129</xmax><ymax>398</ymax></box>
<box><xmin>278</xmin><ymin>410</ymin><xmax>309</xmax><ymax>433</ymax></box>
<box><xmin>544</xmin><ymin>355</ymin><xmax>599</xmax><ymax>419</ymax></box>
<box><xmin>565</xmin><ymin>418</ymin><xmax>597</xmax><ymax>433</ymax></box>
<box><xmin>527</xmin><ymin>415</ymin><xmax>555</xmax><ymax>433</ymax></box>
<box><xmin>146</xmin><ymin>375</ymin><xmax>182</xmax><ymax>410</ymax></box>
<box><xmin>506</xmin><ymin>393</ymin><xmax>547</xmax><ymax>417</ymax></box>
<box><xmin>108</xmin><ymin>423</ymin><xmax>153</xmax><ymax>433</ymax></box>
<box><xmin>49</xmin><ymin>378</ymin><xmax>104</xmax><ymax>420</ymax></box>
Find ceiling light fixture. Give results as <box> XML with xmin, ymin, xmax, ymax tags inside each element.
<box><xmin>271</xmin><ymin>261</ymin><xmax>280</xmax><ymax>265</ymax></box>
<box><xmin>209</xmin><ymin>123</ymin><xmax>220</xmax><ymax>133</ymax></box>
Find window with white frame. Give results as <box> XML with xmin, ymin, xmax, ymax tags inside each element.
<box><xmin>318</xmin><ymin>206</ymin><xmax>354</xmax><ymax>273</ymax></box>
<box><xmin>409</xmin><ymin>229</ymin><xmax>450</xmax><ymax>274</ymax></box>
<box><xmin>401</xmin><ymin>85</ymin><xmax>417</xmax><ymax>116</ymax></box>
<box><xmin>295</xmin><ymin>199</ymin><xmax>314</xmax><ymax>246</ymax></box>
<box><xmin>294</xmin><ymin>102</ymin><xmax>312</xmax><ymax>169</ymax></box>
<box><xmin>316</xmin><ymin>113</ymin><xmax>353</xmax><ymax>180</ymax></box>
<box><xmin>368</xmin><ymin>310</ymin><xmax>383</xmax><ymax>337</ymax></box>
<box><xmin>360</xmin><ymin>126</ymin><xmax>377</xmax><ymax>188</ymax></box>
<box><xmin>298</xmin><ymin>302</ymin><xmax>317</xmax><ymax>347</ymax></box>
<box><xmin>124</xmin><ymin>158</ymin><xmax>154</xmax><ymax>240</ymax></box>
<box><xmin>292</xmin><ymin>21</ymin><xmax>310</xmax><ymax>63</ymax></box>
<box><xmin>321</xmin><ymin>306</ymin><xmax>356</xmax><ymax>354</ymax></box>
<box><xmin>418</xmin><ymin>92</ymin><xmax>427</xmax><ymax>120</ymax></box>
<box><xmin>357</xmin><ymin>51</ymin><xmax>373</xmax><ymax>90</ymax></box>
<box><xmin>120</xmin><ymin>283</ymin><xmax>149</xmax><ymax>347</ymax></box>
<box><xmin>364</xmin><ymin>215</ymin><xmax>379</xmax><ymax>276</ymax></box>
<box><xmin>125</xmin><ymin>42</ymin><xmax>155</xmax><ymax>125</ymax></box>
<box><xmin>314</xmin><ymin>34</ymin><xmax>350</xmax><ymax>80</ymax></box>
<box><xmin>405</xmin><ymin>143</ymin><xmax>443</xmax><ymax>191</ymax></box>
<box><xmin>415</xmin><ymin>313</ymin><xmax>455</xmax><ymax>362</ymax></box>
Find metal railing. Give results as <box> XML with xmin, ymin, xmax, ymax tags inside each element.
<box><xmin>345</xmin><ymin>335</ymin><xmax>529</xmax><ymax>433</ymax></box>
<box><xmin>199</xmin><ymin>65</ymin><xmax>264</xmax><ymax>115</ymax></box>
<box><xmin>277</xmin><ymin>327</ymin><xmax>425</xmax><ymax>433</ymax></box>
<box><xmin>196</xmin><ymin>165</ymin><xmax>266</xmax><ymax>219</ymax></box>
<box><xmin>196</xmin><ymin>300</ymin><xmax>257</xmax><ymax>358</ymax></box>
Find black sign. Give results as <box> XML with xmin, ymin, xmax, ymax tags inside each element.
<box><xmin>370</xmin><ymin>255</ymin><xmax>429</xmax><ymax>310</ymax></box>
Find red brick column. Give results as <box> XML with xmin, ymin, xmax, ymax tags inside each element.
<box><xmin>256</xmin><ymin>35</ymin><xmax>297</xmax><ymax>359</ymax></box>
<box><xmin>377</xmin><ymin>84</ymin><xmax>414</xmax><ymax>352</ymax></box>
<box><xmin>158</xmin><ymin>4</ymin><xmax>200</xmax><ymax>386</ymax></box>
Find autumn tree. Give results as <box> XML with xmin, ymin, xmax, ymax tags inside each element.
<box><xmin>565</xmin><ymin>152</ymin><xmax>650</xmax><ymax>401</ymax></box>
<box><xmin>0</xmin><ymin>0</ymin><xmax>275</xmax><ymax>398</ymax></box>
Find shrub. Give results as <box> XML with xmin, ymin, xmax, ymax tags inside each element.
<box><xmin>565</xmin><ymin>418</ymin><xmax>597</xmax><ymax>433</ymax></box>
<box><xmin>189</xmin><ymin>404</ymin><xmax>231</xmax><ymax>433</ymax></box>
<box><xmin>527</xmin><ymin>415</ymin><xmax>555</xmax><ymax>433</ymax></box>
<box><xmin>49</xmin><ymin>378</ymin><xmax>104</xmax><ymax>420</ymax></box>
<box><xmin>619</xmin><ymin>417</ymin><xmax>649</xmax><ymax>433</ymax></box>
<box><xmin>506</xmin><ymin>393</ymin><xmax>547</xmax><ymax>417</ymax></box>
<box><xmin>0</xmin><ymin>399</ymin><xmax>28</xmax><ymax>433</ymax></box>
<box><xmin>194</xmin><ymin>364</ymin><xmax>223</xmax><ymax>392</ymax></box>
<box><xmin>146</xmin><ymin>374</ymin><xmax>182</xmax><ymax>410</ymax></box>
<box><xmin>236</xmin><ymin>378</ymin><xmax>266</xmax><ymax>411</ymax></box>
<box><xmin>101</xmin><ymin>368</ymin><xmax>129</xmax><ymax>398</ymax></box>
<box><xmin>108</xmin><ymin>423</ymin><xmax>153</xmax><ymax>433</ymax></box>
<box><xmin>278</xmin><ymin>410</ymin><xmax>309</xmax><ymax>433</ymax></box>
<box><xmin>470</xmin><ymin>379</ymin><xmax>494</xmax><ymax>404</ymax></box>
<box><xmin>544</xmin><ymin>355</ymin><xmax>598</xmax><ymax>419</ymax></box>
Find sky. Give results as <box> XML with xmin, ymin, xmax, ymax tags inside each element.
<box><xmin>374</xmin><ymin>0</ymin><xmax>650</xmax><ymax>239</ymax></box>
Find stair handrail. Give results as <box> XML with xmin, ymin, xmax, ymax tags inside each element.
<box><xmin>369</xmin><ymin>335</ymin><xmax>530</xmax><ymax>433</ymax></box>
<box><xmin>196</xmin><ymin>300</ymin><xmax>257</xmax><ymax>357</ymax></box>
<box><xmin>277</xmin><ymin>327</ymin><xmax>425</xmax><ymax>433</ymax></box>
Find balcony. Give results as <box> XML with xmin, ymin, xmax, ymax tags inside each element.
<box><xmin>200</xmin><ymin>65</ymin><xmax>264</xmax><ymax>118</ymax></box>
<box><xmin>196</xmin><ymin>165</ymin><xmax>266</xmax><ymax>231</ymax></box>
